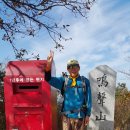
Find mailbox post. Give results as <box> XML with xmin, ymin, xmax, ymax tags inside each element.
<box><xmin>4</xmin><ymin>60</ymin><xmax>58</xmax><ymax>130</ymax></box>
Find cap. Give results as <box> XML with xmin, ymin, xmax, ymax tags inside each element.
<box><xmin>67</xmin><ymin>59</ymin><xmax>79</xmax><ymax>66</ymax></box>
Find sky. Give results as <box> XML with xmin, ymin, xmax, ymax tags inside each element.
<box><xmin>0</xmin><ymin>0</ymin><xmax>130</xmax><ymax>89</ymax></box>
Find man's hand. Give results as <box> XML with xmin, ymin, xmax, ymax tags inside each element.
<box><xmin>47</xmin><ymin>50</ymin><xmax>54</xmax><ymax>63</ymax></box>
<box><xmin>85</xmin><ymin>116</ymin><xmax>90</xmax><ymax>126</ymax></box>
<box><xmin>45</xmin><ymin>50</ymin><xmax>54</xmax><ymax>71</ymax></box>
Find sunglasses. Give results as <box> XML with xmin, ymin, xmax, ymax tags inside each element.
<box><xmin>67</xmin><ymin>64</ymin><xmax>79</xmax><ymax>69</ymax></box>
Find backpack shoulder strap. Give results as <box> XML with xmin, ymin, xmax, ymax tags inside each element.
<box><xmin>81</xmin><ymin>76</ymin><xmax>87</xmax><ymax>108</ymax></box>
<box><xmin>61</xmin><ymin>76</ymin><xmax>69</xmax><ymax>96</ymax></box>
<box><xmin>81</xmin><ymin>76</ymin><xmax>86</xmax><ymax>93</ymax></box>
<box><xmin>60</xmin><ymin>76</ymin><xmax>69</xmax><ymax>112</ymax></box>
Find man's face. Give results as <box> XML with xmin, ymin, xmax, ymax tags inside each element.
<box><xmin>67</xmin><ymin>64</ymin><xmax>80</xmax><ymax>78</ymax></box>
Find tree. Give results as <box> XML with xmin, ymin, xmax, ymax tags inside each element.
<box><xmin>114</xmin><ymin>83</ymin><xmax>130</xmax><ymax>130</ymax></box>
<box><xmin>0</xmin><ymin>63</ymin><xmax>5</xmax><ymax>130</ymax></box>
<box><xmin>0</xmin><ymin>0</ymin><xmax>95</xmax><ymax>59</ymax></box>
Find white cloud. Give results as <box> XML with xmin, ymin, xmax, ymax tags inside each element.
<box><xmin>1</xmin><ymin>0</ymin><xmax>130</xmax><ymax>90</ymax></box>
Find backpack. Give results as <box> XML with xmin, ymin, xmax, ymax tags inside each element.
<box><xmin>61</xmin><ymin>75</ymin><xmax>86</xmax><ymax>97</ymax></box>
<box><xmin>60</xmin><ymin>75</ymin><xmax>87</xmax><ymax>114</ymax></box>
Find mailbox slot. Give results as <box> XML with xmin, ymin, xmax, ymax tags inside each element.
<box><xmin>19</xmin><ymin>86</ymin><xmax>39</xmax><ymax>89</ymax></box>
<box><xmin>13</xmin><ymin>83</ymin><xmax>41</xmax><ymax>93</ymax></box>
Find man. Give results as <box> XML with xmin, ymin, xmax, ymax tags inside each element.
<box><xmin>45</xmin><ymin>51</ymin><xmax>92</xmax><ymax>130</ymax></box>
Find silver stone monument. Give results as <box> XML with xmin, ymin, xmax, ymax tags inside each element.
<box><xmin>88</xmin><ymin>65</ymin><xmax>117</xmax><ymax>130</ymax></box>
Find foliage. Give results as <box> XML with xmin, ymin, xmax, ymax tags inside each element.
<box><xmin>0</xmin><ymin>0</ymin><xmax>95</xmax><ymax>59</ymax></box>
<box><xmin>0</xmin><ymin>63</ymin><xmax>6</xmax><ymax>130</ymax></box>
<box><xmin>114</xmin><ymin>83</ymin><xmax>130</xmax><ymax>130</ymax></box>
<box><xmin>0</xmin><ymin>63</ymin><xmax>5</xmax><ymax>81</ymax></box>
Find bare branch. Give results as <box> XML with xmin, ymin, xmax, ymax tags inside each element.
<box><xmin>0</xmin><ymin>0</ymin><xmax>96</xmax><ymax>59</ymax></box>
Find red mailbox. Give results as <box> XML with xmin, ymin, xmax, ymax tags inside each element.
<box><xmin>4</xmin><ymin>60</ymin><xmax>58</xmax><ymax>130</ymax></box>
